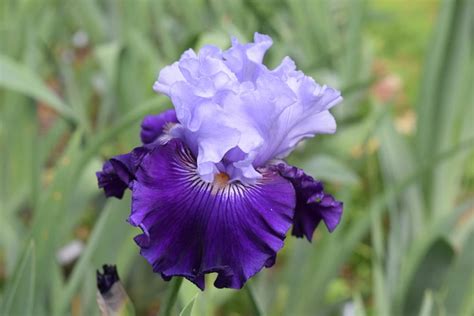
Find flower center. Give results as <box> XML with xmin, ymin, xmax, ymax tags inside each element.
<box><xmin>213</xmin><ymin>172</ymin><xmax>230</xmax><ymax>188</ymax></box>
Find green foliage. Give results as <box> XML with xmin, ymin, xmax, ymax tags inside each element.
<box><xmin>1</xmin><ymin>0</ymin><xmax>473</xmax><ymax>315</ymax></box>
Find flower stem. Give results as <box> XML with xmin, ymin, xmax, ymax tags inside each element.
<box><xmin>245</xmin><ymin>284</ymin><xmax>262</xmax><ymax>316</ymax></box>
<box><xmin>159</xmin><ymin>277</ymin><xmax>183</xmax><ymax>316</ymax></box>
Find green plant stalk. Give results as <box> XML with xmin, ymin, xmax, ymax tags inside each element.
<box><xmin>159</xmin><ymin>277</ymin><xmax>183</xmax><ymax>316</ymax></box>
<box><xmin>368</xmin><ymin>151</ymin><xmax>390</xmax><ymax>316</ymax></box>
<box><xmin>245</xmin><ymin>284</ymin><xmax>262</xmax><ymax>316</ymax></box>
<box><xmin>0</xmin><ymin>241</ymin><xmax>35</xmax><ymax>316</ymax></box>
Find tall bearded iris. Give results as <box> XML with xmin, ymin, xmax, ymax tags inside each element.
<box><xmin>97</xmin><ymin>33</ymin><xmax>343</xmax><ymax>290</ymax></box>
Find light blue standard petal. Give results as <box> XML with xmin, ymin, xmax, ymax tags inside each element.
<box><xmin>153</xmin><ymin>33</ymin><xmax>342</xmax><ymax>184</ymax></box>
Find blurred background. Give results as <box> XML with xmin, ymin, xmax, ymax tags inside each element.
<box><xmin>0</xmin><ymin>0</ymin><xmax>473</xmax><ymax>315</ymax></box>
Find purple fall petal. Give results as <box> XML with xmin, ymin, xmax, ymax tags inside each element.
<box><xmin>96</xmin><ymin>152</ymin><xmax>138</xmax><ymax>199</ymax></box>
<box><xmin>274</xmin><ymin>162</ymin><xmax>343</xmax><ymax>241</ymax></box>
<box><xmin>129</xmin><ymin>139</ymin><xmax>295</xmax><ymax>289</ymax></box>
<box><xmin>97</xmin><ymin>110</ymin><xmax>178</xmax><ymax>199</ymax></box>
<box><xmin>96</xmin><ymin>160</ymin><xmax>129</xmax><ymax>199</ymax></box>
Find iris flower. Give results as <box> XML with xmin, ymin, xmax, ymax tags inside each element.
<box><xmin>97</xmin><ymin>33</ymin><xmax>343</xmax><ymax>290</ymax></box>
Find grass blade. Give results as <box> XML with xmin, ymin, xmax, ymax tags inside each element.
<box><xmin>179</xmin><ymin>294</ymin><xmax>198</xmax><ymax>316</ymax></box>
<box><xmin>53</xmin><ymin>206</ymin><xmax>113</xmax><ymax>316</ymax></box>
<box><xmin>1</xmin><ymin>241</ymin><xmax>36</xmax><ymax>316</ymax></box>
<box><xmin>0</xmin><ymin>55</ymin><xmax>76</xmax><ymax>122</ymax></box>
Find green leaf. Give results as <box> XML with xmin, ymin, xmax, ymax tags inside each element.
<box><xmin>0</xmin><ymin>55</ymin><xmax>76</xmax><ymax>122</ymax></box>
<box><xmin>282</xmin><ymin>139</ymin><xmax>474</xmax><ymax>316</ymax></box>
<box><xmin>53</xmin><ymin>206</ymin><xmax>113</xmax><ymax>316</ymax></box>
<box><xmin>377</xmin><ymin>115</ymin><xmax>425</xmax><ymax>230</ymax></box>
<box><xmin>94</xmin><ymin>41</ymin><xmax>122</xmax><ymax>129</ymax></box>
<box><xmin>415</xmin><ymin>0</ymin><xmax>457</xmax><ymax>161</ymax></box>
<box><xmin>403</xmin><ymin>238</ymin><xmax>455</xmax><ymax>315</ymax></box>
<box><xmin>1</xmin><ymin>241</ymin><xmax>36</xmax><ymax>316</ymax></box>
<box><xmin>418</xmin><ymin>291</ymin><xmax>434</xmax><ymax>316</ymax></box>
<box><xmin>158</xmin><ymin>277</ymin><xmax>183</xmax><ymax>316</ymax></box>
<box><xmin>179</xmin><ymin>294</ymin><xmax>198</xmax><ymax>316</ymax></box>
<box><xmin>376</xmin><ymin>115</ymin><xmax>425</xmax><ymax>309</ymax></box>
<box><xmin>415</xmin><ymin>0</ymin><xmax>473</xmax><ymax>215</ymax></box>
<box><xmin>353</xmin><ymin>292</ymin><xmax>367</xmax><ymax>316</ymax></box>
<box><xmin>245</xmin><ymin>284</ymin><xmax>262</xmax><ymax>316</ymax></box>
<box><xmin>394</xmin><ymin>197</ymin><xmax>474</xmax><ymax>313</ymax></box>
<box><xmin>443</xmin><ymin>230</ymin><xmax>474</xmax><ymax>316</ymax></box>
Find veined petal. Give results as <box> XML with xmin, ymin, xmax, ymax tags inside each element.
<box><xmin>130</xmin><ymin>139</ymin><xmax>295</xmax><ymax>289</ymax></box>
<box><xmin>273</xmin><ymin>162</ymin><xmax>343</xmax><ymax>241</ymax></box>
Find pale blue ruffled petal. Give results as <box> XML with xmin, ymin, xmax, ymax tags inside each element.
<box><xmin>153</xmin><ymin>33</ymin><xmax>342</xmax><ymax>183</ymax></box>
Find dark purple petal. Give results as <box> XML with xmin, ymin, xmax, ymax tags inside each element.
<box><xmin>96</xmin><ymin>265</ymin><xmax>120</xmax><ymax>294</ymax></box>
<box><xmin>97</xmin><ymin>161</ymin><xmax>127</xmax><ymax>199</ymax></box>
<box><xmin>274</xmin><ymin>162</ymin><xmax>343</xmax><ymax>241</ymax></box>
<box><xmin>97</xmin><ymin>108</ymin><xmax>176</xmax><ymax>198</ymax></box>
<box><xmin>129</xmin><ymin>139</ymin><xmax>295</xmax><ymax>289</ymax></box>
<box><xmin>140</xmin><ymin>109</ymin><xmax>177</xmax><ymax>144</ymax></box>
<box><xmin>96</xmin><ymin>147</ymin><xmax>149</xmax><ymax>199</ymax></box>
